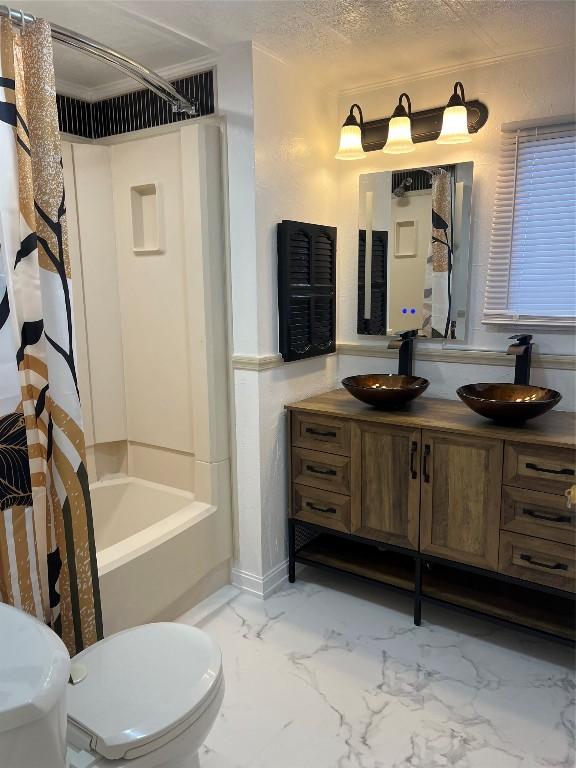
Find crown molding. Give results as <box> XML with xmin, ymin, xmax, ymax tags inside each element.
<box><xmin>55</xmin><ymin>78</ymin><xmax>94</xmax><ymax>101</ymax></box>
<box><xmin>338</xmin><ymin>43</ymin><xmax>572</xmax><ymax>99</ymax></box>
<box><xmin>252</xmin><ymin>42</ymin><xmax>289</xmax><ymax>67</ymax></box>
<box><xmin>56</xmin><ymin>57</ymin><xmax>216</xmax><ymax>103</ymax></box>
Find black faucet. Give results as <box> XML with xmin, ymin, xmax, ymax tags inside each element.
<box><xmin>507</xmin><ymin>334</ymin><xmax>534</xmax><ymax>385</ymax></box>
<box><xmin>388</xmin><ymin>330</ymin><xmax>418</xmax><ymax>376</ymax></box>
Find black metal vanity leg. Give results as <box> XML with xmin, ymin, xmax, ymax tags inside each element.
<box><xmin>288</xmin><ymin>520</ymin><xmax>296</xmax><ymax>583</ymax></box>
<box><xmin>414</xmin><ymin>557</ymin><xmax>422</xmax><ymax>626</ymax></box>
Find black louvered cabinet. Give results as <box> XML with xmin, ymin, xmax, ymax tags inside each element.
<box><xmin>357</xmin><ymin>229</ymin><xmax>388</xmax><ymax>335</ymax></box>
<box><xmin>278</xmin><ymin>220</ymin><xmax>337</xmax><ymax>362</ymax></box>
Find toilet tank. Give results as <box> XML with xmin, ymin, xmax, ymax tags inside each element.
<box><xmin>0</xmin><ymin>603</ymin><xmax>71</xmax><ymax>768</ymax></box>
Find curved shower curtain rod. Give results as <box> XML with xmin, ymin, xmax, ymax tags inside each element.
<box><xmin>0</xmin><ymin>4</ymin><xmax>197</xmax><ymax>115</ymax></box>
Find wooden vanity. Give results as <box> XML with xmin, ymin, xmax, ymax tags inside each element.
<box><xmin>287</xmin><ymin>391</ymin><xmax>576</xmax><ymax>642</ymax></box>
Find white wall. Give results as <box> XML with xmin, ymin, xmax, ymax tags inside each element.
<box><xmin>252</xmin><ymin>47</ymin><xmax>340</xmax><ymax>577</ymax></box>
<box><xmin>336</xmin><ymin>47</ymin><xmax>576</xmax><ymax>408</ymax></box>
<box><xmin>219</xmin><ymin>44</ymin><xmax>339</xmax><ymax>590</ymax></box>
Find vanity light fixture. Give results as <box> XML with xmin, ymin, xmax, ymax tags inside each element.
<box><xmin>437</xmin><ymin>82</ymin><xmax>472</xmax><ymax>144</ymax></box>
<box><xmin>383</xmin><ymin>93</ymin><xmax>415</xmax><ymax>154</ymax></box>
<box><xmin>334</xmin><ymin>84</ymin><xmax>488</xmax><ymax>159</ymax></box>
<box><xmin>335</xmin><ymin>104</ymin><xmax>366</xmax><ymax>160</ymax></box>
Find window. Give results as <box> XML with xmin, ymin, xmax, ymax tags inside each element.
<box><xmin>484</xmin><ymin>118</ymin><xmax>576</xmax><ymax>326</ymax></box>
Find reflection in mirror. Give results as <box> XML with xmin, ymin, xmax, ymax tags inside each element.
<box><xmin>357</xmin><ymin>162</ymin><xmax>473</xmax><ymax>340</ymax></box>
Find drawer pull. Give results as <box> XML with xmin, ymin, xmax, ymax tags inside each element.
<box><xmin>410</xmin><ymin>441</ymin><xmax>418</xmax><ymax>480</ymax></box>
<box><xmin>305</xmin><ymin>427</ymin><xmax>337</xmax><ymax>438</ymax></box>
<box><xmin>519</xmin><ymin>553</ymin><xmax>568</xmax><ymax>571</ymax></box>
<box><xmin>305</xmin><ymin>501</ymin><xmax>337</xmax><ymax>515</ymax></box>
<box><xmin>523</xmin><ymin>507</ymin><xmax>572</xmax><ymax>525</ymax></box>
<box><xmin>423</xmin><ymin>444</ymin><xmax>431</xmax><ymax>483</ymax></box>
<box><xmin>525</xmin><ymin>462</ymin><xmax>575</xmax><ymax>477</ymax></box>
<box><xmin>306</xmin><ymin>464</ymin><xmax>337</xmax><ymax>476</ymax></box>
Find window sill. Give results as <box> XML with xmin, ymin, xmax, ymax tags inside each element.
<box><xmin>482</xmin><ymin>315</ymin><xmax>576</xmax><ymax>330</ymax></box>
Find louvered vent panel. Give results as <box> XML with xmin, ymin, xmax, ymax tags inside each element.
<box><xmin>288</xmin><ymin>297</ymin><xmax>312</xmax><ymax>355</ymax></box>
<box><xmin>357</xmin><ymin>229</ymin><xmax>388</xmax><ymax>335</ymax></box>
<box><xmin>312</xmin><ymin>297</ymin><xmax>334</xmax><ymax>348</ymax></box>
<box><xmin>313</xmin><ymin>233</ymin><xmax>335</xmax><ymax>286</ymax></box>
<box><xmin>288</xmin><ymin>231</ymin><xmax>312</xmax><ymax>285</ymax></box>
<box><xmin>278</xmin><ymin>220</ymin><xmax>337</xmax><ymax>362</ymax></box>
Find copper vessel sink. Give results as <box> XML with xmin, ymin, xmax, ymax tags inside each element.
<box><xmin>457</xmin><ymin>383</ymin><xmax>562</xmax><ymax>423</ymax></box>
<box><xmin>342</xmin><ymin>374</ymin><xmax>429</xmax><ymax>409</ymax></box>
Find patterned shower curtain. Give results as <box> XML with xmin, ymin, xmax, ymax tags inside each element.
<box><xmin>422</xmin><ymin>169</ymin><xmax>453</xmax><ymax>338</ymax></box>
<box><xmin>0</xmin><ymin>18</ymin><xmax>102</xmax><ymax>654</ymax></box>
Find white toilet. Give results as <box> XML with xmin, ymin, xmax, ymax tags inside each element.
<box><xmin>0</xmin><ymin>603</ymin><xmax>224</xmax><ymax>768</ymax></box>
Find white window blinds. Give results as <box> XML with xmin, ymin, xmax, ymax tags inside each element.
<box><xmin>484</xmin><ymin>119</ymin><xmax>576</xmax><ymax>326</ymax></box>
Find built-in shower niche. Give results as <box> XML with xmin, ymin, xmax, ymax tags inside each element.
<box><xmin>130</xmin><ymin>182</ymin><xmax>164</xmax><ymax>254</ymax></box>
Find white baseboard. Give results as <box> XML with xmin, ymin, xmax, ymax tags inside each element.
<box><xmin>231</xmin><ymin>559</ymin><xmax>289</xmax><ymax>598</ymax></box>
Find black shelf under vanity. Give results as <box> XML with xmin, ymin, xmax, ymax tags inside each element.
<box><xmin>289</xmin><ymin>519</ymin><xmax>576</xmax><ymax>645</ymax></box>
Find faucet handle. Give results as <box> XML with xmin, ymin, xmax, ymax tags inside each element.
<box><xmin>400</xmin><ymin>329</ymin><xmax>419</xmax><ymax>340</ymax></box>
<box><xmin>508</xmin><ymin>334</ymin><xmax>533</xmax><ymax>345</ymax></box>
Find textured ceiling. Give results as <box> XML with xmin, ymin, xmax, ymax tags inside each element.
<box><xmin>18</xmin><ymin>0</ymin><xmax>576</xmax><ymax>96</ymax></box>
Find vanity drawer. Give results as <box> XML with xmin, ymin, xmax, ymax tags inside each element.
<box><xmin>292</xmin><ymin>448</ymin><xmax>350</xmax><ymax>495</ymax></box>
<box><xmin>501</xmin><ymin>486</ymin><xmax>576</xmax><ymax>546</ymax></box>
<box><xmin>499</xmin><ymin>531</ymin><xmax>575</xmax><ymax>592</ymax></box>
<box><xmin>292</xmin><ymin>412</ymin><xmax>350</xmax><ymax>456</ymax></box>
<box><xmin>504</xmin><ymin>443</ymin><xmax>576</xmax><ymax>495</ymax></box>
<box><xmin>292</xmin><ymin>484</ymin><xmax>351</xmax><ymax>533</ymax></box>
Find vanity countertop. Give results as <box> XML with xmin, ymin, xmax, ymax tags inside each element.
<box><xmin>286</xmin><ymin>389</ymin><xmax>576</xmax><ymax>449</ymax></box>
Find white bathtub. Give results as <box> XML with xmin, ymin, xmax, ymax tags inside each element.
<box><xmin>90</xmin><ymin>476</ymin><xmax>229</xmax><ymax>635</ymax></box>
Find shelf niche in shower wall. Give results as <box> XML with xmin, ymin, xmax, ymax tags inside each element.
<box><xmin>130</xmin><ymin>182</ymin><xmax>164</xmax><ymax>255</ymax></box>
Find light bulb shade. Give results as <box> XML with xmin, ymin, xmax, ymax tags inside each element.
<box><xmin>437</xmin><ymin>104</ymin><xmax>471</xmax><ymax>144</ymax></box>
<box><xmin>382</xmin><ymin>115</ymin><xmax>414</xmax><ymax>154</ymax></box>
<box><xmin>335</xmin><ymin>124</ymin><xmax>366</xmax><ymax>160</ymax></box>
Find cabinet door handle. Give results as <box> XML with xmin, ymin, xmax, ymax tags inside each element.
<box><xmin>306</xmin><ymin>427</ymin><xmax>337</xmax><ymax>438</ymax></box>
<box><xmin>525</xmin><ymin>462</ymin><xmax>575</xmax><ymax>477</ymax></box>
<box><xmin>305</xmin><ymin>501</ymin><xmax>337</xmax><ymax>515</ymax></box>
<box><xmin>423</xmin><ymin>444</ymin><xmax>431</xmax><ymax>483</ymax></box>
<box><xmin>306</xmin><ymin>464</ymin><xmax>337</xmax><ymax>476</ymax></box>
<box><xmin>523</xmin><ymin>507</ymin><xmax>572</xmax><ymax>525</ymax></box>
<box><xmin>519</xmin><ymin>553</ymin><xmax>568</xmax><ymax>571</ymax></box>
<box><xmin>410</xmin><ymin>441</ymin><xmax>418</xmax><ymax>480</ymax></box>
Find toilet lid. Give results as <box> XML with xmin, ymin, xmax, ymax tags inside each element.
<box><xmin>67</xmin><ymin>623</ymin><xmax>222</xmax><ymax>760</ymax></box>
<box><xmin>0</xmin><ymin>603</ymin><xmax>70</xmax><ymax>732</ymax></box>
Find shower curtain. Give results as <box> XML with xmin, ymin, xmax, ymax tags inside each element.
<box><xmin>0</xmin><ymin>18</ymin><xmax>102</xmax><ymax>654</ymax></box>
<box><xmin>422</xmin><ymin>169</ymin><xmax>453</xmax><ymax>338</ymax></box>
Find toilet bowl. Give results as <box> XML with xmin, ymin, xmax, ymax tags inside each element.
<box><xmin>0</xmin><ymin>604</ymin><xmax>223</xmax><ymax>768</ymax></box>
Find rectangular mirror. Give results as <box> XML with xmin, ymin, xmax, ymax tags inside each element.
<box><xmin>358</xmin><ymin>162</ymin><xmax>473</xmax><ymax>340</ymax></box>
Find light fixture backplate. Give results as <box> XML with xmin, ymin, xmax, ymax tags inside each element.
<box><xmin>362</xmin><ymin>99</ymin><xmax>488</xmax><ymax>152</ymax></box>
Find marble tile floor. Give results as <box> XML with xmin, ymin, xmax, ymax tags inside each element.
<box><xmin>177</xmin><ymin>567</ymin><xmax>575</xmax><ymax>768</ymax></box>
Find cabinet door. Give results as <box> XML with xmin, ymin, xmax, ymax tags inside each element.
<box><xmin>354</xmin><ymin>422</ymin><xmax>420</xmax><ymax>549</ymax></box>
<box><xmin>420</xmin><ymin>430</ymin><xmax>503</xmax><ymax>570</ymax></box>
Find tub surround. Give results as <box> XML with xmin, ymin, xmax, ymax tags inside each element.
<box><xmin>286</xmin><ymin>390</ymin><xmax>576</xmax><ymax>642</ymax></box>
<box><xmin>64</xmin><ymin>122</ymin><xmax>233</xmax><ymax>628</ymax></box>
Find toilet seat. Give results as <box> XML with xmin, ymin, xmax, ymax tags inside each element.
<box><xmin>67</xmin><ymin>623</ymin><xmax>222</xmax><ymax>761</ymax></box>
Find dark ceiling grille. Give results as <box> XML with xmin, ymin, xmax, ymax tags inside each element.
<box><xmin>57</xmin><ymin>70</ymin><xmax>214</xmax><ymax>139</ymax></box>
<box><xmin>391</xmin><ymin>165</ymin><xmax>453</xmax><ymax>194</ymax></box>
